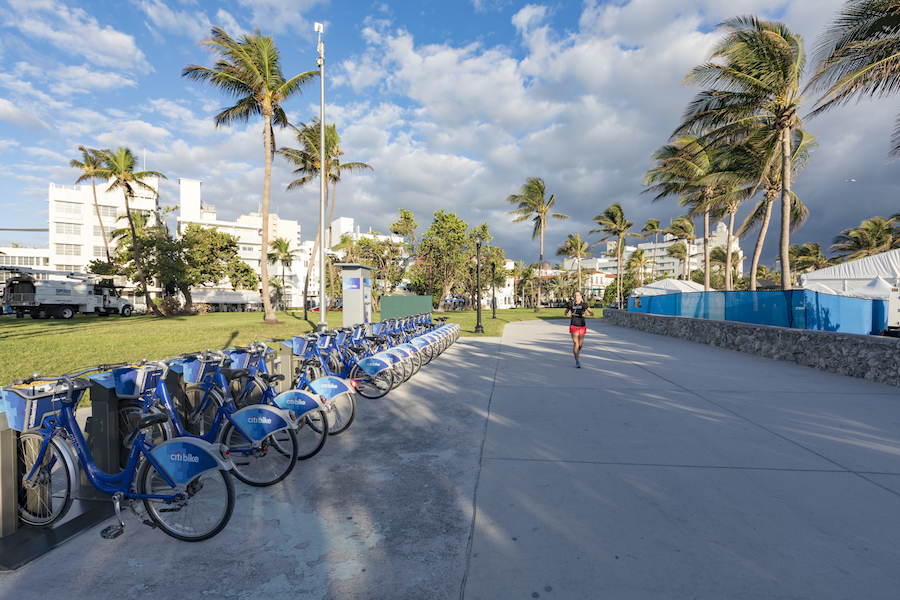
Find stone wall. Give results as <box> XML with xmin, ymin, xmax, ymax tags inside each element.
<box><xmin>602</xmin><ymin>309</ymin><xmax>900</xmax><ymax>387</ymax></box>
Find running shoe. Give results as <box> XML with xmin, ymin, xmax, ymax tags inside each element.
<box><xmin>576</xmin><ymin>360</ymin><xmax>581</xmax><ymax>368</ymax></box>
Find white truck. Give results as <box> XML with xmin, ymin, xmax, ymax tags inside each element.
<box><xmin>1</xmin><ymin>266</ymin><xmax>133</xmax><ymax>319</ymax></box>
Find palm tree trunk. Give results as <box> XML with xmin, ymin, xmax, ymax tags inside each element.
<box><xmin>92</xmin><ymin>176</ymin><xmax>111</xmax><ymax>262</ymax></box>
<box><xmin>703</xmin><ymin>209</ymin><xmax>710</xmax><ymax>290</ymax></box>
<box><xmin>261</xmin><ymin>115</ymin><xmax>277</xmax><ymax>322</ymax></box>
<box><xmin>780</xmin><ymin>127</ymin><xmax>793</xmax><ymax>290</ymax></box>
<box><xmin>725</xmin><ymin>209</ymin><xmax>735</xmax><ymax>291</ymax></box>
<box><xmin>124</xmin><ymin>194</ymin><xmax>164</xmax><ymax>318</ymax></box>
<box><xmin>617</xmin><ymin>234</ymin><xmax>624</xmax><ymax>305</ymax></box>
<box><xmin>536</xmin><ymin>225</ymin><xmax>543</xmax><ymax>313</ymax></box>
<box><xmin>748</xmin><ymin>195</ymin><xmax>775</xmax><ymax>291</ymax></box>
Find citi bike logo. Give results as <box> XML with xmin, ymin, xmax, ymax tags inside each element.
<box><xmin>247</xmin><ymin>416</ymin><xmax>273</xmax><ymax>424</ymax></box>
<box><xmin>287</xmin><ymin>397</ymin><xmax>307</xmax><ymax>406</ymax></box>
<box><xmin>320</xmin><ymin>382</ymin><xmax>338</xmax><ymax>389</ymax></box>
<box><xmin>170</xmin><ymin>451</ymin><xmax>200</xmax><ymax>463</ymax></box>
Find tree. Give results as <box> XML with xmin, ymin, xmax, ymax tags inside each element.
<box><xmin>809</xmin><ymin>1</ymin><xmax>900</xmax><ymax>158</ymax></box>
<box><xmin>791</xmin><ymin>242</ymin><xmax>830</xmax><ymax>273</ymax></box>
<box><xmin>267</xmin><ymin>236</ymin><xmax>301</xmax><ymax>311</ymax></box>
<box><xmin>355</xmin><ymin>235</ymin><xmax>405</xmax><ymax>311</ymax></box>
<box><xmin>182</xmin><ymin>27</ymin><xmax>317</xmax><ymax>324</ymax></box>
<box><xmin>679</xmin><ymin>16</ymin><xmax>806</xmax><ymax>290</ymax></box>
<box><xmin>506</xmin><ymin>177</ymin><xmax>568</xmax><ymax>312</ymax></box>
<box><xmin>591</xmin><ymin>203</ymin><xmax>635</xmax><ymax>306</ymax></box>
<box><xmin>279</xmin><ymin>119</ymin><xmax>373</xmax><ymax>319</ymax></box>
<box><xmin>625</xmin><ymin>248</ymin><xmax>654</xmax><ymax>286</ymax></box>
<box><xmin>414</xmin><ymin>210</ymin><xmax>469</xmax><ymax>310</ymax></box>
<box><xmin>70</xmin><ymin>145</ymin><xmax>112</xmax><ymax>262</ymax></box>
<box><xmin>179</xmin><ymin>224</ymin><xmax>259</xmax><ymax>311</ymax></box>
<box><xmin>830</xmin><ymin>216</ymin><xmax>898</xmax><ymax>260</ymax></box>
<box><xmin>556</xmin><ymin>233</ymin><xmax>594</xmax><ymax>293</ymax></box>
<box><xmin>641</xmin><ymin>219</ymin><xmax>662</xmax><ymax>281</ymax></box>
<box><xmin>95</xmin><ymin>147</ymin><xmax>167</xmax><ymax>318</ymax></box>
<box><xmin>663</xmin><ymin>216</ymin><xmax>696</xmax><ymax>280</ymax></box>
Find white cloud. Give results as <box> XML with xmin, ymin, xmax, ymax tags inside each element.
<box><xmin>0</xmin><ymin>98</ymin><xmax>47</xmax><ymax>129</ymax></box>
<box><xmin>136</xmin><ymin>0</ymin><xmax>212</xmax><ymax>41</ymax></box>
<box><xmin>49</xmin><ymin>65</ymin><xmax>138</xmax><ymax>96</ymax></box>
<box><xmin>234</xmin><ymin>0</ymin><xmax>325</xmax><ymax>36</ymax></box>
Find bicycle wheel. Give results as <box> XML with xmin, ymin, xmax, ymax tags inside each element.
<box><xmin>17</xmin><ymin>434</ymin><xmax>73</xmax><ymax>527</ymax></box>
<box><xmin>292</xmin><ymin>363</ymin><xmax>323</xmax><ymax>390</ymax></box>
<box><xmin>325</xmin><ymin>393</ymin><xmax>356</xmax><ymax>435</ymax></box>
<box><xmin>221</xmin><ymin>422</ymin><xmax>298</xmax><ymax>486</ymax></box>
<box><xmin>295</xmin><ymin>409</ymin><xmax>328</xmax><ymax>460</ymax></box>
<box><xmin>138</xmin><ymin>460</ymin><xmax>234</xmax><ymax>542</ymax></box>
<box><xmin>183</xmin><ymin>385</ymin><xmax>223</xmax><ymax>436</ymax></box>
<box><xmin>118</xmin><ymin>401</ymin><xmax>170</xmax><ymax>469</ymax></box>
<box><xmin>349</xmin><ymin>363</ymin><xmax>393</xmax><ymax>399</ymax></box>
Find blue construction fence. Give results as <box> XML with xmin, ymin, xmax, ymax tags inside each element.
<box><xmin>627</xmin><ymin>290</ymin><xmax>889</xmax><ymax>336</ymax></box>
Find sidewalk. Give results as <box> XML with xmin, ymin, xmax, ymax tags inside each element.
<box><xmin>0</xmin><ymin>319</ymin><xmax>898</xmax><ymax>599</ymax></box>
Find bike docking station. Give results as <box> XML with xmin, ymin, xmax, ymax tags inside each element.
<box><xmin>338</xmin><ymin>263</ymin><xmax>374</xmax><ymax>328</ymax></box>
<box><xmin>0</xmin><ymin>376</ymin><xmax>122</xmax><ymax>570</ymax></box>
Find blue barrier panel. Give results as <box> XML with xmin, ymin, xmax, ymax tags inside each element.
<box><xmin>873</xmin><ymin>300</ymin><xmax>888</xmax><ymax>333</ymax></box>
<box><xmin>805</xmin><ymin>291</ymin><xmax>873</xmax><ymax>334</ymax></box>
<box><xmin>726</xmin><ymin>291</ymin><xmax>791</xmax><ymax>327</ymax></box>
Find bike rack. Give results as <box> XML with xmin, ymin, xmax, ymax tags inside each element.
<box><xmin>0</xmin><ymin>378</ymin><xmax>120</xmax><ymax>570</ymax></box>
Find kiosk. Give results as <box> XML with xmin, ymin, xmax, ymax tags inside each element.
<box><xmin>339</xmin><ymin>264</ymin><xmax>374</xmax><ymax>328</ymax></box>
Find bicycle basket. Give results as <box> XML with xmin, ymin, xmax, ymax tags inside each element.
<box><xmin>0</xmin><ymin>379</ymin><xmax>88</xmax><ymax>432</ymax></box>
<box><xmin>112</xmin><ymin>365</ymin><xmax>163</xmax><ymax>399</ymax></box>
<box><xmin>182</xmin><ymin>356</ymin><xmax>220</xmax><ymax>385</ymax></box>
<box><xmin>292</xmin><ymin>336</ymin><xmax>310</xmax><ymax>356</ymax></box>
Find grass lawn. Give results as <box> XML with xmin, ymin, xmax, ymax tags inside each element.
<box><xmin>0</xmin><ymin>307</ymin><xmax>599</xmax><ymax>385</ymax></box>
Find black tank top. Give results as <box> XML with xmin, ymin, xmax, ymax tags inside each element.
<box><xmin>568</xmin><ymin>301</ymin><xmax>588</xmax><ymax>327</ymax></box>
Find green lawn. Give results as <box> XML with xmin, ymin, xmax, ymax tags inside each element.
<box><xmin>0</xmin><ymin>307</ymin><xmax>599</xmax><ymax>385</ymax></box>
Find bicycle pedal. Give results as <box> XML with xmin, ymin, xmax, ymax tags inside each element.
<box><xmin>100</xmin><ymin>524</ymin><xmax>124</xmax><ymax>539</ymax></box>
<box><xmin>142</xmin><ymin>519</ymin><xmax>158</xmax><ymax>529</ymax></box>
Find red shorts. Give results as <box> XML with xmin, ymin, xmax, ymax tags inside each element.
<box><xmin>569</xmin><ymin>325</ymin><xmax>587</xmax><ymax>335</ymax></box>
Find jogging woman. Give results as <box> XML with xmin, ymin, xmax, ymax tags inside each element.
<box><xmin>565</xmin><ymin>291</ymin><xmax>593</xmax><ymax>368</ymax></box>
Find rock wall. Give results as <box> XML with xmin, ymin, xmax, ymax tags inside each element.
<box><xmin>602</xmin><ymin>309</ymin><xmax>900</xmax><ymax>387</ymax></box>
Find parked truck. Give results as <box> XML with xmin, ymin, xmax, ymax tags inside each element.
<box><xmin>1</xmin><ymin>266</ymin><xmax>133</xmax><ymax>319</ymax></box>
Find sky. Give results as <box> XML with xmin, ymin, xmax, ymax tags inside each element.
<box><xmin>0</xmin><ymin>0</ymin><xmax>897</xmax><ymax>270</ymax></box>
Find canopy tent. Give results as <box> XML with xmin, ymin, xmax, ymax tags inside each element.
<box><xmin>803</xmin><ymin>282</ymin><xmax>841</xmax><ymax>295</ymax></box>
<box><xmin>799</xmin><ymin>249</ymin><xmax>900</xmax><ymax>292</ymax></box>
<box><xmin>631</xmin><ymin>278</ymin><xmax>705</xmax><ymax>297</ymax></box>
<box><xmin>840</xmin><ymin>276</ymin><xmax>896</xmax><ymax>300</ymax></box>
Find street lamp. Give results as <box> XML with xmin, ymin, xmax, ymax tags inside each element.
<box><xmin>491</xmin><ymin>261</ymin><xmax>496</xmax><ymax>319</ymax></box>
<box><xmin>474</xmin><ymin>234</ymin><xmax>484</xmax><ymax>334</ymax></box>
<box><xmin>315</xmin><ymin>22</ymin><xmax>327</xmax><ymax>332</ymax></box>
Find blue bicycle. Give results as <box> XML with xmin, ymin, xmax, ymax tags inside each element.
<box><xmin>3</xmin><ymin>366</ymin><xmax>235</xmax><ymax>542</ymax></box>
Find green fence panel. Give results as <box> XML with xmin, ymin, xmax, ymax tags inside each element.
<box><xmin>380</xmin><ymin>295</ymin><xmax>433</xmax><ymax>321</ymax></box>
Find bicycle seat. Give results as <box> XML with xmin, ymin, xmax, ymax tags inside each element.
<box><xmin>259</xmin><ymin>373</ymin><xmax>285</xmax><ymax>384</ymax></box>
<box><xmin>138</xmin><ymin>412</ymin><xmax>169</xmax><ymax>430</ymax></box>
<box><xmin>219</xmin><ymin>368</ymin><xmax>252</xmax><ymax>380</ymax></box>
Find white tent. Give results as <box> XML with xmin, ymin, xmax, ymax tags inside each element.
<box><xmin>799</xmin><ymin>249</ymin><xmax>900</xmax><ymax>292</ymax></box>
<box><xmin>840</xmin><ymin>276</ymin><xmax>896</xmax><ymax>300</ymax></box>
<box><xmin>631</xmin><ymin>279</ymin><xmax>705</xmax><ymax>296</ymax></box>
<box><xmin>803</xmin><ymin>282</ymin><xmax>841</xmax><ymax>295</ymax></box>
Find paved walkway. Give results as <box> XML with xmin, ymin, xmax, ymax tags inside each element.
<box><xmin>0</xmin><ymin>319</ymin><xmax>898</xmax><ymax>599</ymax></box>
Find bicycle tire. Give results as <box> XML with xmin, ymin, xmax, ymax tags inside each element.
<box><xmin>138</xmin><ymin>460</ymin><xmax>234</xmax><ymax>542</ymax></box>
<box><xmin>325</xmin><ymin>393</ymin><xmax>356</xmax><ymax>435</ymax></box>
<box><xmin>295</xmin><ymin>409</ymin><xmax>329</xmax><ymax>460</ymax></box>
<box><xmin>221</xmin><ymin>422</ymin><xmax>298</xmax><ymax>486</ymax></box>
<box><xmin>349</xmin><ymin>363</ymin><xmax>392</xmax><ymax>399</ymax></box>
<box><xmin>183</xmin><ymin>385</ymin><xmax>224</xmax><ymax>436</ymax></box>
<box><xmin>117</xmin><ymin>401</ymin><xmax>171</xmax><ymax>469</ymax></box>
<box><xmin>17</xmin><ymin>433</ymin><xmax>73</xmax><ymax>527</ymax></box>
<box><xmin>292</xmin><ymin>363</ymin><xmax>323</xmax><ymax>390</ymax></box>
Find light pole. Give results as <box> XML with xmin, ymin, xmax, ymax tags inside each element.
<box><xmin>491</xmin><ymin>261</ymin><xmax>496</xmax><ymax>319</ymax></box>
<box><xmin>474</xmin><ymin>234</ymin><xmax>484</xmax><ymax>334</ymax></box>
<box><xmin>315</xmin><ymin>22</ymin><xmax>327</xmax><ymax>332</ymax></box>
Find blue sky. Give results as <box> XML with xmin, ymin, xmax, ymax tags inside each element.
<box><xmin>0</xmin><ymin>0</ymin><xmax>896</xmax><ymax>270</ymax></box>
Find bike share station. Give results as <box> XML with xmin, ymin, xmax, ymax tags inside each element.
<box><xmin>0</xmin><ymin>366</ymin><xmax>190</xmax><ymax>570</ymax></box>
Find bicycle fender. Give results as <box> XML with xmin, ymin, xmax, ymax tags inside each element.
<box><xmin>271</xmin><ymin>389</ymin><xmax>325</xmax><ymax>418</ymax></box>
<box><xmin>409</xmin><ymin>338</ymin><xmax>429</xmax><ymax>349</ymax></box>
<box><xmin>149</xmin><ymin>438</ymin><xmax>233</xmax><ymax>485</ymax></box>
<box><xmin>230</xmin><ymin>405</ymin><xmax>296</xmax><ymax>443</ymax></box>
<box><xmin>398</xmin><ymin>343</ymin><xmax>419</xmax><ymax>355</ymax></box>
<box><xmin>308</xmin><ymin>376</ymin><xmax>355</xmax><ymax>402</ymax></box>
<box><xmin>357</xmin><ymin>356</ymin><xmax>391</xmax><ymax>376</ymax></box>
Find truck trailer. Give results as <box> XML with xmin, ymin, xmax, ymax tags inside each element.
<box><xmin>1</xmin><ymin>267</ymin><xmax>133</xmax><ymax>319</ymax></box>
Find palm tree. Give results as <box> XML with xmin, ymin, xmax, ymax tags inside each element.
<box><xmin>710</xmin><ymin>246</ymin><xmax>743</xmax><ymax>284</ymax></box>
<box><xmin>791</xmin><ymin>242</ymin><xmax>830</xmax><ymax>273</ymax></box>
<box><xmin>830</xmin><ymin>216</ymin><xmax>897</xmax><ymax>260</ymax></box>
<box><xmin>95</xmin><ymin>147</ymin><xmax>167</xmax><ymax>318</ymax></box>
<box><xmin>279</xmin><ymin>119</ymin><xmax>372</xmax><ymax>319</ymax></box>
<box><xmin>641</xmin><ymin>219</ymin><xmax>662</xmax><ymax>281</ymax></box>
<box><xmin>663</xmin><ymin>216</ymin><xmax>696</xmax><ymax>280</ymax></box>
<box><xmin>267</xmin><ymin>236</ymin><xmax>301</xmax><ymax>311</ymax></box>
<box><xmin>590</xmin><ymin>203</ymin><xmax>635</xmax><ymax>306</ymax></box>
<box><xmin>735</xmin><ymin>128</ymin><xmax>816</xmax><ymax>290</ymax></box>
<box><xmin>809</xmin><ymin>1</ymin><xmax>900</xmax><ymax>158</ymax></box>
<box><xmin>70</xmin><ymin>145</ymin><xmax>112</xmax><ymax>262</ymax></box>
<box><xmin>679</xmin><ymin>16</ymin><xmax>806</xmax><ymax>290</ymax></box>
<box><xmin>506</xmin><ymin>177</ymin><xmax>568</xmax><ymax>312</ymax></box>
<box><xmin>625</xmin><ymin>248</ymin><xmax>654</xmax><ymax>286</ymax></box>
<box><xmin>182</xmin><ymin>27</ymin><xmax>317</xmax><ymax>324</ymax></box>
<box><xmin>556</xmin><ymin>233</ymin><xmax>594</xmax><ymax>292</ymax></box>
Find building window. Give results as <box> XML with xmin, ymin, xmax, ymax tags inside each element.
<box><xmin>55</xmin><ymin>222</ymin><xmax>82</xmax><ymax>236</ymax></box>
<box><xmin>94</xmin><ymin>225</ymin><xmax>115</xmax><ymax>237</ymax></box>
<box><xmin>55</xmin><ymin>244</ymin><xmax>82</xmax><ymax>256</ymax></box>
<box><xmin>97</xmin><ymin>205</ymin><xmax>117</xmax><ymax>218</ymax></box>
<box><xmin>94</xmin><ymin>246</ymin><xmax>106</xmax><ymax>257</ymax></box>
<box><xmin>56</xmin><ymin>264</ymin><xmax>81</xmax><ymax>271</ymax></box>
<box><xmin>55</xmin><ymin>201</ymin><xmax>81</xmax><ymax>215</ymax></box>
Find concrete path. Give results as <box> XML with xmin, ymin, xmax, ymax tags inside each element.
<box><xmin>0</xmin><ymin>319</ymin><xmax>898</xmax><ymax>600</ymax></box>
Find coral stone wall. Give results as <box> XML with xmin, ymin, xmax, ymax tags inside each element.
<box><xmin>602</xmin><ymin>309</ymin><xmax>900</xmax><ymax>387</ymax></box>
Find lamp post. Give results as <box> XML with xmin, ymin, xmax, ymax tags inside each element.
<box><xmin>474</xmin><ymin>234</ymin><xmax>484</xmax><ymax>334</ymax></box>
<box><xmin>491</xmin><ymin>262</ymin><xmax>496</xmax><ymax>319</ymax></box>
<box><xmin>315</xmin><ymin>22</ymin><xmax>327</xmax><ymax>332</ymax></box>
